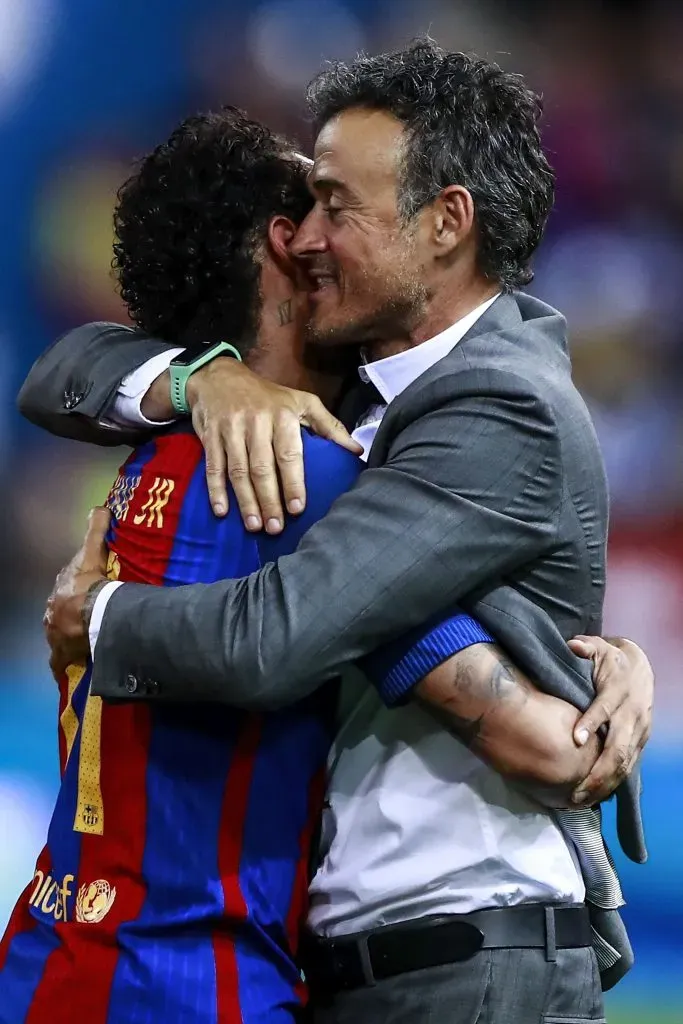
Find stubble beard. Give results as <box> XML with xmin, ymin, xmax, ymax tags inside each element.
<box><xmin>304</xmin><ymin>282</ymin><xmax>428</xmax><ymax>349</ymax></box>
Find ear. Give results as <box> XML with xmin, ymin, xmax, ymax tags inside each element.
<box><xmin>431</xmin><ymin>185</ymin><xmax>475</xmax><ymax>256</ymax></box>
<box><xmin>267</xmin><ymin>215</ymin><xmax>298</xmax><ymax>267</ymax></box>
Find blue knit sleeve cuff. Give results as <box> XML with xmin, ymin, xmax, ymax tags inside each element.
<box><xmin>361</xmin><ymin>613</ymin><xmax>495</xmax><ymax>707</ymax></box>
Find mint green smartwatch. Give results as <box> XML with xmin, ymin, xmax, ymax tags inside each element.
<box><xmin>169</xmin><ymin>341</ymin><xmax>242</xmax><ymax>415</ymax></box>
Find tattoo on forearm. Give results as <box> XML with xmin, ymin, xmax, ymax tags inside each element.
<box><xmin>489</xmin><ymin>655</ymin><xmax>524</xmax><ymax>701</ymax></box>
<box><xmin>442</xmin><ymin>710</ymin><xmax>485</xmax><ymax>748</ymax></box>
<box><xmin>423</xmin><ymin>648</ymin><xmax>530</xmax><ymax>750</ymax></box>
<box><xmin>278</xmin><ymin>299</ymin><xmax>293</xmax><ymax>326</ymax></box>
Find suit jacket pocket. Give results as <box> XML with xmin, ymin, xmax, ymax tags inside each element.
<box><xmin>543</xmin><ymin>1017</ymin><xmax>607</xmax><ymax>1023</ymax></box>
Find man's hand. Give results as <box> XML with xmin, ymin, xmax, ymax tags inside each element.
<box><xmin>568</xmin><ymin>635</ymin><xmax>654</xmax><ymax>806</ymax></box>
<box><xmin>183</xmin><ymin>358</ymin><xmax>361</xmax><ymax>530</ymax></box>
<box><xmin>44</xmin><ymin>507</ymin><xmax>111</xmax><ymax>679</ymax></box>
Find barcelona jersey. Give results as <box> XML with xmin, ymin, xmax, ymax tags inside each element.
<box><xmin>0</xmin><ymin>425</ymin><xmax>493</xmax><ymax>1023</ymax></box>
<box><xmin>0</xmin><ymin>426</ymin><xmax>366</xmax><ymax>1023</ymax></box>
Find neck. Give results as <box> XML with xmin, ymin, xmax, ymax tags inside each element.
<box><xmin>247</xmin><ymin>294</ymin><xmax>345</xmax><ymax>410</ymax></box>
<box><xmin>366</xmin><ymin>278</ymin><xmax>500</xmax><ymax>363</ymax></box>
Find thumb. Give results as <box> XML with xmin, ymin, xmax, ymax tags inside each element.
<box><xmin>300</xmin><ymin>397</ymin><xmax>363</xmax><ymax>455</ymax></box>
<box><xmin>568</xmin><ymin>636</ymin><xmax>598</xmax><ymax>661</ymax></box>
<box><xmin>80</xmin><ymin>506</ymin><xmax>111</xmax><ymax>570</ymax></box>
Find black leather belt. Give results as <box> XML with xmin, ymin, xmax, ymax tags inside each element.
<box><xmin>302</xmin><ymin>904</ymin><xmax>592</xmax><ymax>992</ymax></box>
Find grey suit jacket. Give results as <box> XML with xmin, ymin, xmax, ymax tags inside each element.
<box><xmin>18</xmin><ymin>293</ymin><xmax>645</xmax><ymax>987</ymax></box>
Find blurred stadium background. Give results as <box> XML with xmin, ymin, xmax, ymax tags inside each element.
<box><xmin>0</xmin><ymin>1</ymin><xmax>681</xmax><ymax>1020</ymax></box>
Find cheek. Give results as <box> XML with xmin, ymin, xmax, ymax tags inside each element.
<box><xmin>328</xmin><ymin>232</ymin><xmax>364</xmax><ymax>272</ymax></box>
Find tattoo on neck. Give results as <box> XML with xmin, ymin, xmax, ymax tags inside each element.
<box><xmin>278</xmin><ymin>299</ymin><xmax>293</xmax><ymax>326</ymax></box>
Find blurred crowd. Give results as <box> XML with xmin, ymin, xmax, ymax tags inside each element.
<box><xmin>0</xmin><ymin>1</ymin><xmax>681</xmax><ymax>1019</ymax></box>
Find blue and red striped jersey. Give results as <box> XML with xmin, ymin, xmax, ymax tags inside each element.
<box><xmin>0</xmin><ymin>425</ymin><xmax>493</xmax><ymax>1024</ymax></box>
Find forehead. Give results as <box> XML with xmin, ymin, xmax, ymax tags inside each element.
<box><xmin>310</xmin><ymin>108</ymin><xmax>404</xmax><ymax>192</ymax></box>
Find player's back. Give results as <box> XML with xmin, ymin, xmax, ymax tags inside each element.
<box><xmin>0</xmin><ymin>424</ymin><xmax>363</xmax><ymax>1024</ymax></box>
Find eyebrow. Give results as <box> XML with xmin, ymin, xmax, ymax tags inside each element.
<box><xmin>306</xmin><ymin>172</ymin><xmax>355</xmax><ymax>198</ymax></box>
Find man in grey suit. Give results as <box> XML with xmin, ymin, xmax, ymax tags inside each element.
<box><xmin>31</xmin><ymin>41</ymin><xmax>651</xmax><ymax>1023</ymax></box>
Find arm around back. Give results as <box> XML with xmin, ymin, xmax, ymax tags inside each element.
<box><xmin>91</xmin><ymin>371</ymin><xmax>565</xmax><ymax>708</ymax></box>
<box><xmin>17</xmin><ymin>322</ymin><xmax>176</xmax><ymax>446</ymax></box>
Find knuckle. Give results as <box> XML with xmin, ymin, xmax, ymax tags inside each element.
<box><xmin>245</xmin><ymin>409</ymin><xmax>271</xmax><ymax>430</ymax></box>
<box><xmin>227</xmin><ymin>464</ymin><xmax>250</xmax><ymax>481</ymax></box>
<box><xmin>614</xmin><ymin>747</ymin><xmax>631</xmax><ymax>777</ymax></box>
<box><xmin>250</xmin><ymin>462</ymin><xmax>274</xmax><ymax>480</ymax></box>
<box><xmin>277</xmin><ymin>448</ymin><xmax>303</xmax><ymax>464</ymax></box>
<box><xmin>274</xmin><ymin>406</ymin><xmax>300</xmax><ymax>427</ymax></box>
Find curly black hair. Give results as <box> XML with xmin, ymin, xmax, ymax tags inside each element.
<box><xmin>113</xmin><ymin>107</ymin><xmax>312</xmax><ymax>352</ymax></box>
<box><xmin>306</xmin><ymin>39</ymin><xmax>555</xmax><ymax>290</ymax></box>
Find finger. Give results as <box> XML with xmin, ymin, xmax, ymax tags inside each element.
<box><xmin>202</xmin><ymin>422</ymin><xmax>230</xmax><ymax>517</ymax></box>
<box><xmin>573</xmin><ymin>697</ymin><xmax>613</xmax><ymax>746</ymax></box>
<box><xmin>300</xmin><ymin>396</ymin><xmax>362</xmax><ymax>454</ymax></box>
<box><xmin>224</xmin><ymin>424</ymin><xmax>262</xmax><ymax>531</ymax></box>
<box><xmin>273</xmin><ymin>411</ymin><xmax>306</xmax><ymax>515</ymax></box>
<box><xmin>567</xmin><ymin>637</ymin><xmax>598</xmax><ymax>660</ymax></box>
<box><xmin>245</xmin><ymin>415</ymin><xmax>284</xmax><ymax>534</ymax></box>
<box><xmin>81</xmin><ymin>507</ymin><xmax>112</xmax><ymax>570</ymax></box>
<box><xmin>572</xmin><ymin>736</ymin><xmax>634</xmax><ymax>805</ymax></box>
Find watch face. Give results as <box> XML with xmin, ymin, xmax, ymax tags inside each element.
<box><xmin>171</xmin><ymin>344</ymin><xmax>217</xmax><ymax>367</ymax></box>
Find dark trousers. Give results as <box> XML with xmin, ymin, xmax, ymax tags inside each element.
<box><xmin>312</xmin><ymin>947</ymin><xmax>605</xmax><ymax>1024</ymax></box>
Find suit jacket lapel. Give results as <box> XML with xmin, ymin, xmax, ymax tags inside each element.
<box><xmin>366</xmin><ymin>293</ymin><xmax>520</xmax><ymax>467</ymax></box>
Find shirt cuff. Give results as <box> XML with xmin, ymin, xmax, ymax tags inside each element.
<box><xmin>105</xmin><ymin>349</ymin><xmax>184</xmax><ymax>428</ymax></box>
<box><xmin>89</xmin><ymin>581</ymin><xmax>124</xmax><ymax>658</ymax></box>
<box><xmin>366</xmin><ymin>614</ymin><xmax>495</xmax><ymax>707</ymax></box>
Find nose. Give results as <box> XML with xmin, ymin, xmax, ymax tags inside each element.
<box><xmin>291</xmin><ymin>206</ymin><xmax>329</xmax><ymax>258</ymax></box>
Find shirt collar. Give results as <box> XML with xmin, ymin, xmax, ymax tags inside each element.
<box><xmin>358</xmin><ymin>293</ymin><xmax>500</xmax><ymax>404</ymax></box>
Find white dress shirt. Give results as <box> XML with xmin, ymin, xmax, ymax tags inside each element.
<box><xmin>307</xmin><ymin>297</ymin><xmax>584</xmax><ymax>936</ymax></box>
<box><xmin>88</xmin><ymin>296</ymin><xmax>584</xmax><ymax>938</ymax></box>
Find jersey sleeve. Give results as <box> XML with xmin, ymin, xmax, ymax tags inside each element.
<box><xmin>359</xmin><ymin>611</ymin><xmax>495</xmax><ymax>706</ymax></box>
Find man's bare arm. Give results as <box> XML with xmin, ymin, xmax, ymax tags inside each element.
<box><xmin>416</xmin><ymin>643</ymin><xmax>601</xmax><ymax>807</ymax></box>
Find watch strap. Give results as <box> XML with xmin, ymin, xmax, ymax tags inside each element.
<box><xmin>169</xmin><ymin>341</ymin><xmax>242</xmax><ymax>415</ymax></box>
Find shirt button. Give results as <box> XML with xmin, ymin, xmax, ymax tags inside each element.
<box><xmin>125</xmin><ymin>674</ymin><xmax>139</xmax><ymax>694</ymax></box>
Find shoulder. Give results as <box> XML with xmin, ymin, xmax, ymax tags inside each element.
<box><xmin>257</xmin><ymin>432</ymin><xmax>363</xmax><ymax>561</ymax></box>
<box><xmin>298</xmin><ymin>430</ymin><xmax>363</xmax><ymax>523</ymax></box>
<box><xmin>301</xmin><ymin>430</ymin><xmax>363</xmax><ymax>485</ymax></box>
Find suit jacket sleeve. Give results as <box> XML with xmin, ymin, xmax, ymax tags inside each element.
<box><xmin>17</xmin><ymin>322</ymin><xmax>177</xmax><ymax>446</ymax></box>
<box><xmin>91</xmin><ymin>369</ymin><xmax>566</xmax><ymax>709</ymax></box>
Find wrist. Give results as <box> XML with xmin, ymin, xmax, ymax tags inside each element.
<box><xmin>185</xmin><ymin>355</ymin><xmax>248</xmax><ymax>410</ymax></box>
<box><xmin>82</xmin><ymin>579</ymin><xmax>111</xmax><ymax>632</ymax></box>
<box><xmin>140</xmin><ymin>368</ymin><xmax>176</xmax><ymax>423</ymax></box>
<box><xmin>171</xmin><ymin>342</ymin><xmax>243</xmax><ymax>414</ymax></box>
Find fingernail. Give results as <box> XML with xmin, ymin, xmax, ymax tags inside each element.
<box><xmin>573</xmin><ymin>790</ymin><xmax>588</xmax><ymax>804</ymax></box>
<box><xmin>245</xmin><ymin>515</ymin><xmax>261</xmax><ymax>531</ymax></box>
<box><xmin>266</xmin><ymin>518</ymin><xmax>282</xmax><ymax>534</ymax></box>
<box><xmin>214</xmin><ymin>501</ymin><xmax>227</xmax><ymax>516</ymax></box>
<box><xmin>576</xmin><ymin>728</ymin><xmax>590</xmax><ymax>746</ymax></box>
<box><xmin>288</xmin><ymin>499</ymin><xmax>304</xmax><ymax>515</ymax></box>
